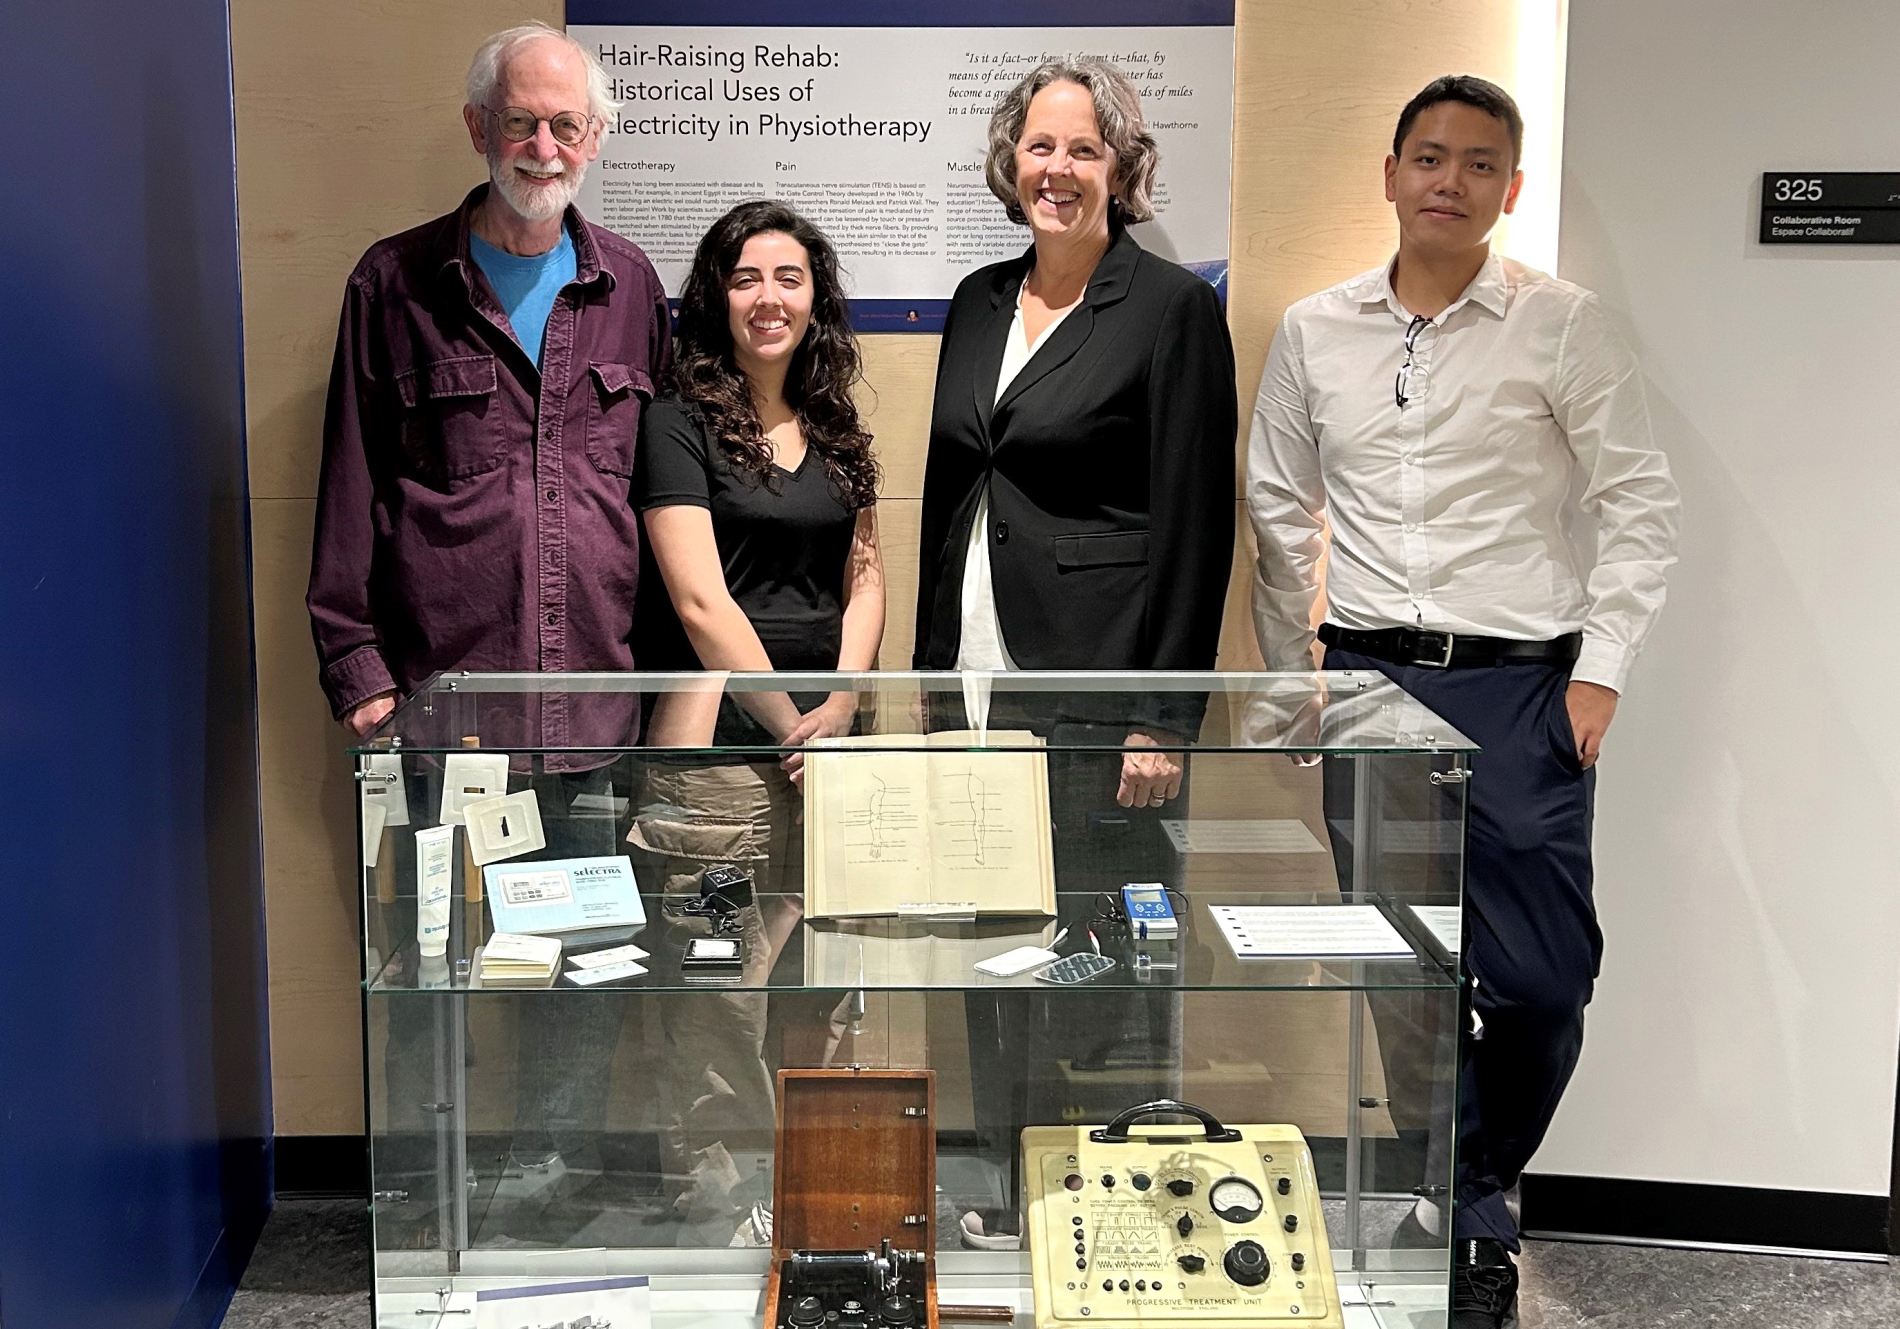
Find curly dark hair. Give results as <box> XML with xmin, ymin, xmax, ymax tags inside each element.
<box><xmin>671</xmin><ymin>200</ymin><xmax>879</xmax><ymax>508</ymax></box>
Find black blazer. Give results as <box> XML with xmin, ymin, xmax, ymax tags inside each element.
<box><xmin>913</xmin><ymin>227</ymin><xmax>1237</xmax><ymax>680</ymax></box>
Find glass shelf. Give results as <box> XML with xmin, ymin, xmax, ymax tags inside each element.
<box><xmin>365</xmin><ymin>891</ymin><xmax>1462</xmax><ymax>995</ymax></box>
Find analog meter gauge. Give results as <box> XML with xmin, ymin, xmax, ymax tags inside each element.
<box><xmin>1209</xmin><ymin>1177</ymin><xmax>1264</xmax><ymax>1225</ymax></box>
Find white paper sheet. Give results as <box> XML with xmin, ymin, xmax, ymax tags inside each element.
<box><xmin>567</xmin><ymin>959</ymin><xmax>649</xmax><ymax>986</ymax></box>
<box><xmin>361</xmin><ymin>797</ymin><xmax>388</xmax><ymax>868</ymax></box>
<box><xmin>1162</xmin><ymin>819</ymin><xmax>1326</xmax><ymax>854</ymax></box>
<box><xmin>1411</xmin><ymin>905</ymin><xmax>1463</xmax><ymax>954</ymax></box>
<box><xmin>567</xmin><ymin>943</ymin><xmax>651</xmax><ymax>970</ymax></box>
<box><xmin>482</xmin><ymin>932</ymin><xmax>563</xmax><ymax>966</ymax></box>
<box><xmin>1210</xmin><ymin>904</ymin><xmax>1415</xmax><ymax>959</ymax></box>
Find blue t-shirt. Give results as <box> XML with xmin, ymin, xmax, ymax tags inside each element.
<box><xmin>469</xmin><ymin>228</ymin><xmax>576</xmax><ymax>366</ymax></box>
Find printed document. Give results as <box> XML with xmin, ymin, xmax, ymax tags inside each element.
<box><xmin>1211</xmin><ymin>904</ymin><xmax>1416</xmax><ymax>959</ymax></box>
<box><xmin>803</xmin><ymin>730</ymin><xmax>1055</xmax><ymax>917</ymax></box>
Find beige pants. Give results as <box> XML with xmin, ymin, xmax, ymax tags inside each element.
<box><xmin>629</xmin><ymin>760</ymin><xmax>800</xmax><ymax>1242</ymax></box>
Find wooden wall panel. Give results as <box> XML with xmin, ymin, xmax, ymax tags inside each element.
<box><xmin>235</xmin><ymin>0</ymin><xmax>1517</xmax><ymax>1134</ymax></box>
<box><xmin>232</xmin><ymin>0</ymin><xmax>565</xmax><ymax>1136</ymax></box>
<box><xmin>1220</xmin><ymin>0</ymin><xmax>1520</xmax><ymax>667</ymax></box>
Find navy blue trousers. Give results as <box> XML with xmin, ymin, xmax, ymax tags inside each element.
<box><xmin>1327</xmin><ymin>650</ymin><xmax>1603</xmax><ymax>1250</ymax></box>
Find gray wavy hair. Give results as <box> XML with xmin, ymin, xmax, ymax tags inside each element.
<box><xmin>466</xmin><ymin>22</ymin><xmax>620</xmax><ymax>127</ymax></box>
<box><xmin>984</xmin><ymin>58</ymin><xmax>1159</xmax><ymax>225</ymax></box>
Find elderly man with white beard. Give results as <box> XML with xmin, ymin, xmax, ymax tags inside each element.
<box><xmin>309</xmin><ymin>21</ymin><xmax>668</xmax><ymax>737</ymax></box>
<box><xmin>307</xmin><ymin>23</ymin><xmax>668</xmax><ymax>1246</ymax></box>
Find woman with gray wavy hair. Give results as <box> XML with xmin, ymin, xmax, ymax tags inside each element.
<box><xmin>916</xmin><ymin>56</ymin><xmax>1235</xmax><ymax>779</ymax></box>
<box><xmin>916</xmin><ymin>57</ymin><xmax>1237</xmax><ymax>1249</ymax></box>
<box><xmin>983</xmin><ymin>58</ymin><xmax>1161</xmax><ymax>227</ymax></box>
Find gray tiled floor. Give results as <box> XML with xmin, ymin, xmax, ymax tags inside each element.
<box><xmin>224</xmin><ymin>1199</ymin><xmax>370</xmax><ymax>1329</ymax></box>
<box><xmin>223</xmin><ymin>1199</ymin><xmax>1900</xmax><ymax>1328</ymax></box>
<box><xmin>1517</xmin><ymin>1238</ymin><xmax>1900</xmax><ymax>1328</ymax></box>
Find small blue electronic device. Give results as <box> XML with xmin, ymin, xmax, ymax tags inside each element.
<box><xmin>1121</xmin><ymin>882</ymin><xmax>1179</xmax><ymax>940</ymax></box>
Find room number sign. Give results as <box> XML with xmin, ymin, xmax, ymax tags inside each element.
<box><xmin>1759</xmin><ymin>172</ymin><xmax>1900</xmax><ymax>244</ymax></box>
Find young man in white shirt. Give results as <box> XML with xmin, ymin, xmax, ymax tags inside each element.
<box><xmin>1247</xmin><ymin>76</ymin><xmax>1679</xmax><ymax>1327</ymax></box>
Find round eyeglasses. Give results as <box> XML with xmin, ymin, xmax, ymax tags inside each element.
<box><xmin>489</xmin><ymin>106</ymin><xmax>596</xmax><ymax>148</ymax></box>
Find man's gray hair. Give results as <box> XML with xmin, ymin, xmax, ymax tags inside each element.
<box><xmin>984</xmin><ymin>58</ymin><xmax>1159</xmax><ymax>225</ymax></box>
<box><xmin>466</xmin><ymin>22</ymin><xmax>620</xmax><ymax>127</ymax></box>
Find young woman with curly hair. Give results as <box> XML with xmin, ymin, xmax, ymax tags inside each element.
<box><xmin>636</xmin><ymin>199</ymin><xmax>884</xmax><ymax>761</ymax></box>
<box><xmin>629</xmin><ymin>202</ymin><xmax>882</xmax><ymax>1238</ymax></box>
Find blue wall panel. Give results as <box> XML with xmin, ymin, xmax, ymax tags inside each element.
<box><xmin>0</xmin><ymin>0</ymin><xmax>270</xmax><ymax>1325</ymax></box>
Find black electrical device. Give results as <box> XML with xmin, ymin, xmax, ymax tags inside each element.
<box><xmin>773</xmin><ymin>1242</ymin><xmax>927</xmax><ymax>1329</ymax></box>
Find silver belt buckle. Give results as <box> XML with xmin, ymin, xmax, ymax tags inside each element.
<box><xmin>1411</xmin><ymin>630</ymin><xmax>1455</xmax><ymax>669</ymax></box>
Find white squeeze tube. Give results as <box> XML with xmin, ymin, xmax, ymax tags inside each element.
<box><xmin>414</xmin><ymin>825</ymin><xmax>455</xmax><ymax>958</ymax></box>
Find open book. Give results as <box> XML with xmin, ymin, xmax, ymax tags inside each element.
<box><xmin>802</xmin><ymin>730</ymin><xmax>1056</xmax><ymax>917</ymax></box>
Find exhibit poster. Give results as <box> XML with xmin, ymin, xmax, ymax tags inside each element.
<box><xmin>569</xmin><ymin>0</ymin><xmax>1235</xmax><ymax>330</ymax></box>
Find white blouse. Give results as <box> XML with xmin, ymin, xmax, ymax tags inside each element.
<box><xmin>956</xmin><ymin>282</ymin><xmax>1081</xmax><ymax>670</ymax></box>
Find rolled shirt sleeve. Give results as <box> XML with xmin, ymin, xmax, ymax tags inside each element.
<box><xmin>1246</xmin><ymin>310</ymin><xmax>1328</xmax><ymax>673</ymax></box>
<box><xmin>1554</xmin><ymin>295</ymin><xmax>1681</xmax><ymax>693</ymax></box>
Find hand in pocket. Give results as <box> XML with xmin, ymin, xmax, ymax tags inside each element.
<box><xmin>1563</xmin><ymin>680</ymin><xmax>1618</xmax><ymax>769</ymax></box>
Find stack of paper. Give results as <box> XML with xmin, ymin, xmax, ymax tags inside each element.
<box><xmin>566</xmin><ymin>942</ymin><xmax>650</xmax><ymax>987</ymax></box>
<box><xmin>478</xmin><ymin>933</ymin><xmax>563</xmax><ymax>988</ymax></box>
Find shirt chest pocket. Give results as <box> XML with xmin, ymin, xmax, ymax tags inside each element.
<box><xmin>585</xmin><ymin>361</ymin><xmax>653</xmax><ymax>478</ymax></box>
<box><xmin>395</xmin><ymin>354</ymin><xmax>504</xmax><ymax>482</ymax></box>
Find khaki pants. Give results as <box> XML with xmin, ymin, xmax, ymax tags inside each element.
<box><xmin>629</xmin><ymin>760</ymin><xmax>798</xmax><ymax>1243</ymax></box>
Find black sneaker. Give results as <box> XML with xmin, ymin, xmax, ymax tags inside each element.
<box><xmin>1451</xmin><ymin>1237</ymin><xmax>1519</xmax><ymax>1328</ymax></box>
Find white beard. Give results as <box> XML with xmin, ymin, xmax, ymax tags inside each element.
<box><xmin>487</xmin><ymin>144</ymin><xmax>586</xmax><ymax>222</ymax></box>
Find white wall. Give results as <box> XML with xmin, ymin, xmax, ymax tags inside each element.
<box><xmin>1542</xmin><ymin>0</ymin><xmax>1900</xmax><ymax>1196</ymax></box>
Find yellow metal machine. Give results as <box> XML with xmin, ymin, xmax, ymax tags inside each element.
<box><xmin>1022</xmin><ymin>1101</ymin><xmax>1342</xmax><ymax>1329</ymax></box>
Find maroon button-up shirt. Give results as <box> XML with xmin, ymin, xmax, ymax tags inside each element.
<box><xmin>307</xmin><ymin>186</ymin><xmax>670</xmax><ymax>742</ymax></box>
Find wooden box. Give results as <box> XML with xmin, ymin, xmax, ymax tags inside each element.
<box><xmin>766</xmin><ymin>1068</ymin><xmax>938</xmax><ymax>1329</ymax></box>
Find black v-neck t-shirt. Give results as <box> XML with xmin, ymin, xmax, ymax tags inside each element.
<box><xmin>635</xmin><ymin>394</ymin><xmax>862</xmax><ymax>675</ymax></box>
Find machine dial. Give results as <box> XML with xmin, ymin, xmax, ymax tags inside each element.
<box><xmin>1222</xmin><ymin>1239</ymin><xmax>1270</xmax><ymax>1287</ymax></box>
<box><xmin>1163</xmin><ymin>1207</ymin><xmax>1196</xmax><ymax>1239</ymax></box>
<box><xmin>1209</xmin><ymin>1177</ymin><xmax>1265</xmax><ymax>1225</ymax></box>
<box><xmin>1173</xmin><ymin>1244</ymin><xmax>1211</xmax><ymax>1275</ymax></box>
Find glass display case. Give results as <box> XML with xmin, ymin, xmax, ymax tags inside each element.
<box><xmin>354</xmin><ymin>670</ymin><xmax>1473</xmax><ymax>1329</ymax></box>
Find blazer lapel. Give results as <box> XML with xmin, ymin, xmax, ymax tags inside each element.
<box><xmin>990</xmin><ymin>227</ymin><xmax>1140</xmax><ymax>435</ymax></box>
<box><xmin>992</xmin><ymin>303</ymin><xmax>1094</xmax><ymax>425</ymax></box>
<box><xmin>971</xmin><ymin>291</ymin><xmax>1016</xmax><ymax>444</ymax></box>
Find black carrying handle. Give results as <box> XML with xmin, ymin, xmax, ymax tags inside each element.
<box><xmin>1088</xmin><ymin>1099</ymin><xmax>1241</xmax><ymax>1144</ymax></box>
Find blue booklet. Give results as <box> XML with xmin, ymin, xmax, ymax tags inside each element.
<box><xmin>484</xmin><ymin>855</ymin><xmax>648</xmax><ymax>936</ymax></box>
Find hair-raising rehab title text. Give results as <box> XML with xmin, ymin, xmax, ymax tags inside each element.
<box><xmin>598</xmin><ymin>42</ymin><xmax>932</xmax><ymax>144</ymax></box>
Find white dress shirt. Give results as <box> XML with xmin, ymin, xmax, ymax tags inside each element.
<box><xmin>956</xmin><ymin>283</ymin><xmax>1080</xmax><ymax>670</ymax></box>
<box><xmin>1247</xmin><ymin>254</ymin><xmax>1679</xmax><ymax>693</ymax></box>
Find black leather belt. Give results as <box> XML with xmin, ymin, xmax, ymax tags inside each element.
<box><xmin>1318</xmin><ymin>623</ymin><xmax>1582</xmax><ymax>670</ymax></box>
